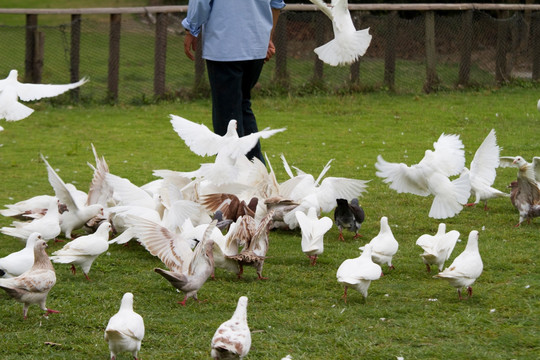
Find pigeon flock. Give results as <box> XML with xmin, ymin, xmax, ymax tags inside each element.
<box><xmin>1</xmin><ymin>109</ymin><xmax>536</xmax><ymax>357</ymax></box>
<box><xmin>0</xmin><ymin>70</ymin><xmax>538</xmax><ymax>358</ymax></box>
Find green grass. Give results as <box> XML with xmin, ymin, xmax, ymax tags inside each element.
<box><xmin>0</xmin><ymin>87</ymin><xmax>539</xmax><ymax>359</ymax></box>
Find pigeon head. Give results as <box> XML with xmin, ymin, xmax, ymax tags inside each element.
<box><xmin>512</xmin><ymin>156</ymin><xmax>526</xmax><ymax>168</ymax></box>
<box><xmin>8</xmin><ymin>69</ymin><xmax>18</xmax><ymax>79</ymax></box>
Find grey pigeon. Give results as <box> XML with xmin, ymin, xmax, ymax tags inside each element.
<box><xmin>334</xmin><ymin>198</ymin><xmax>365</xmax><ymax>241</ymax></box>
<box><xmin>0</xmin><ymin>239</ymin><xmax>58</xmax><ymax>318</ymax></box>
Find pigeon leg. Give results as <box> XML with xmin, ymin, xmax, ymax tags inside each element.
<box><xmin>342</xmin><ymin>286</ymin><xmax>348</xmax><ymax>303</ymax></box>
<box><xmin>353</xmin><ymin>232</ymin><xmax>362</xmax><ymax>239</ymax></box>
<box><xmin>178</xmin><ymin>296</ymin><xmax>188</xmax><ymax>306</ymax></box>
<box><xmin>467</xmin><ymin>286</ymin><xmax>473</xmax><ymax>298</ymax></box>
<box><xmin>44</xmin><ymin>308</ymin><xmax>60</xmax><ymax>317</ymax></box>
<box><xmin>54</xmin><ymin>238</ymin><xmax>65</xmax><ymax>243</ymax></box>
<box><xmin>311</xmin><ymin>255</ymin><xmax>317</xmax><ymax>266</ymax></box>
<box><xmin>237</xmin><ymin>265</ymin><xmax>244</xmax><ymax>279</ymax></box>
<box><xmin>457</xmin><ymin>289</ymin><xmax>463</xmax><ymax>300</ymax></box>
<box><xmin>389</xmin><ymin>264</ymin><xmax>395</xmax><ymax>270</ymax></box>
<box><xmin>83</xmin><ymin>272</ymin><xmax>92</xmax><ymax>281</ymax></box>
<box><xmin>70</xmin><ymin>265</ymin><xmax>77</xmax><ymax>275</ymax></box>
<box><xmin>337</xmin><ymin>231</ymin><xmax>345</xmax><ymax>242</ymax></box>
<box><xmin>483</xmin><ymin>201</ymin><xmax>489</xmax><ymax>211</ymax></box>
<box><xmin>425</xmin><ymin>264</ymin><xmax>431</xmax><ymax>273</ymax></box>
<box><xmin>465</xmin><ymin>202</ymin><xmax>477</xmax><ymax>207</ymax></box>
<box><xmin>257</xmin><ymin>272</ymin><xmax>268</xmax><ymax>281</ymax></box>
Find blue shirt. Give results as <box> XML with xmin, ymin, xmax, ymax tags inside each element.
<box><xmin>182</xmin><ymin>0</ymin><xmax>286</xmax><ymax>61</ymax></box>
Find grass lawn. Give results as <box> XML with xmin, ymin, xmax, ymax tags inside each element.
<box><xmin>0</xmin><ymin>87</ymin><xmax>539</xmax><ymax>359</ymax></box>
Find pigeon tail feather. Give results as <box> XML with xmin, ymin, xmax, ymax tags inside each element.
<box><xmin>314</xmin><ymin>28</ymin><xmax>372</xmax><ymax>66</ymax></box>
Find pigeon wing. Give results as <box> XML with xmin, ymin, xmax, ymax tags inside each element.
<box><xmin>40</xmin><ymin>154</ymin><xmax>80</xmax><ymax>212</ymax></box>
<box><xmin>470</xmin><ymin>129</ymin><xmax>500</xmax><ymax>188</ymax></box>
<box><xmin>17</xmin><ymin>78</ymin><xmax>87</xmax><ymax>101</ymax></box>
<box><xmin>170</xmin><ymin>114</ymin><xmax>224</xmax><ymax>156</ymax></box>
<box><xmin>431</xmin><ymin>133</ymin><xmax>465</xmax><ymax>176</ymax></box>
<box><xmin>375</xmin><ymin>155</ymin><xmax>430</xmax><ymax>196</ymax></box>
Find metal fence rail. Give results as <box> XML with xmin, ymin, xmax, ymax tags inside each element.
<box><xmin>0</xmin><ymin>4</ymin><xmax>538</xmax><ymax>103</ymax></box>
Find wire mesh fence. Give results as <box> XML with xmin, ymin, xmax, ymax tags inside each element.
<box><xmin>0</xmin><ymin>5</ymin><xmax>538</xmax><ymax>104</ymax></box>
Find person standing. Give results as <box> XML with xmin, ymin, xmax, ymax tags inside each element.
<box><xmin>182</xmin><ymin>0</ymin><xmax>285</xmax><ymax>163</ymax></box>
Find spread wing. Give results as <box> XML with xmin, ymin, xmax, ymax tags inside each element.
<box><xmin>375</xmin><ymin>155</ymin><xmax>430</xmax><ymax>196</ymax></box>
<box><xmin>17</xmin><ymin>78</ymin><xmax>88</xmax><ymax>101</ymax></box>
<box><xmin>170</xmin><ymin>114</ymin><xmax>223</xmax><ymax>156</ymax></box>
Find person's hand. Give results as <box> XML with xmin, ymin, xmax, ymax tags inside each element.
<box><xmin>265</xmin><ymin>39</ymin><xmax>276</xmax><ymax>63</ymax></box>
<box><xmin>184</xmin><ymin>32</ymin><xmax>197</xmax><ymax>61</ymax></box>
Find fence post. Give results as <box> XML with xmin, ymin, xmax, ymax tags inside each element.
<box><xmin>194</xmin><ymin>33</ymin><xmax>205</xmax><ymax>90</ymax></box>
<box><xmin>314</xmin><ymin>12</ymin><xmax>325</xmax><ymax>82</ymax></box>
<box><xmin>154</xmin><ymin>12</ymin><xmax>168</xmax><ymax>98</ymax></box>
<box><xmin>495</xmin><ymin>10</ymin><xmax>509</xmax><ymax>84</ymax></box>
<box><xmin>70</xmin><ymin>14</ymin><xmax>81</xmax><ymax>101</ymax></box>
<box><xmin>532</xmin><ymin>12</ymin><xmax>540</xmax><ymax>80</ymax></box>
<box><xmin>274</xmin><ymin>11</ymin><xmax>288</xmax><ymax>86</ymax></box>
<box><xmin>25</xmin><ymin>14</ymin><xmax>43</xmax><ymax>83</ymax></box>
<box><xmin>108</xmin><ymin>13</ymin><xmax>121</xmax><ymax>102</ymax></box>
<box><xmin>458</xmin><ymin>10</ymin><xmax>473</xmax><ymax>87</ymax></box>
<box><xmin>424</xmin><ymin>11</ymin><xmax>439</xmax><ymax>93</ymax></box>
<box><xmin>384</xmin><ymin>10</ymin><xmax>397</xmax><ymax>90</ymax></box>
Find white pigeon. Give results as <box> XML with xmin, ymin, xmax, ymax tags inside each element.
<box><xmin>0</xmin><ymin>232</ymin><xmax>41</xmax><ymax>278</ymax></box>
<box><xmin>434</xmin><ymin>230</ymin><xmax>483</xmax><ymax>300</ymax></box>
<box><xmin>104</xmin><ymin>292</ymin><xmax>145</xmax><ymax>360</ymax></box>
<box><xmin>41</xmin><ymin>154</ymin><xmax>104</xmax><ymax>238</ymax></box>
<box><xmin>336</xmin><ymin>243</ymin><xmax>381</xmax><ymax>302</ymax></box>
<box><xmin>537</xmin><ymin>99</ymin><xmax>540</xmax><ymax>111</ymax></box>
<box><xmin>1</xmin><ymin>198</ymin><xmax>61</xmax><ymax>243</ymax></box>
<box><xmin>295</xmin><ymin>207</ymin><xmax>333</xmax><ymax>265</ymax></box>
<box><xmin>0</xmin><ymin>69</ymin><xmax>87</xmax><ymax>121</ymax></box>
<box><xmin>211</xmin><ymin>296</ymin><xmax>251</xmax><ymax>360</ymax></box>
<box><xmin>359</xmin><ymin>216</ymin><xmax>399</xmax><ymax>272</ymax></box>
<box><xmin>416</xmin><ymin>223</ymin><xmax>460</xmax><ymax>272</ymax></box>
<box><xmin>0</xmin><ymin>194</ymin><xmax>56</xmax><ymax>218</ymax></box>
<box><xmin>170</xmin><ymin>114</ymin><xmax>286</xmax><ymax>160</ymax></box>
<box><xmin>463</xmin><ymin>129</ymin><xmax>508</xmax><ymax>210</ymax></box>
<box><xmin>0</xmin><ymin>239</ymin><xmax>58</xmax><ymax>318</ymax></box>
<box><xmin>50</xmin><ymin>221</ymin><xmax>112</xmax><ymax>281</ymax></box>
<box><xmin>499</xmin><ymin>156</ymin><xmax>540</xmax><ymax>225</ymax></box>
<box><xmin>375</xmin><ymin>133</ymin><xmax>471</xmax><ymax>219</ymax></box>
<box><xmin>280</xmin><ymin>155</ymin><xmax>369</xmax><ymax>229</ymax></box>
<box><xmin>309</xmin><ymin>0</ymin><xmax>372</xmax><ymax>66</ymax></box>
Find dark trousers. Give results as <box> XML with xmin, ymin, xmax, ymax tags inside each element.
<box><xmin>206</xmin><ymin>59</ymin><xmax>266</xmax><ymax>164</ymax></box>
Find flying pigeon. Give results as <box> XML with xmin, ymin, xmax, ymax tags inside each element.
<box><xmin>334</xmin><ymin>198</ymin><xmax>365</xmax><ymax>241</ymax></box>
<box><xmin>170</xmin><ymin>115</ymin><xmax>286</xmax><ymax>160</ymax></box>
<box><xmin>1</xmin><ymin>198</ymin><xmax>61</xmax><ymax>243</ymax></box>
<box><xmin>0</xmin><ymin>69</ymin><xmax>87</xmax><ymax>121</ymax></box>
<box><xmin>359</xmin><ymin>216</ymin><xmax>399</xmax><ymax>272</ymax></box>
<box><xmin>463</xmin><ymin>129</ymin><xmax>508</xmax><ymax>210</ymax></box>
<box><xmin>336</xmin><ymin>243</ymin><xmax>381</xmax><ymax>302</ymax></box>
<box><xmin>0</xmin><ymin>239</ymin><xmax>58</xmax><ymax>318</ymax></box>
<box><xmin>434</xmin><ymin>230</ymin><xmax>483</xmax><ymax>300</ymax></box>
<box><xmin>41</xmin><ymin>154</ymin><xmax>104</xmax><ymax>238</ymax></box>
<box><xmin>0</xmin><ymin>232</ymin><xmax>41</xmax><ymax>278</ymax></box>
<box><xmin>104</xmin><ymin>292</ymin><xmax>145</xmax><ymax>360</ymax></box>
<box><xmin>499</xmin><ymin>156</ymin><xmax>540</xmax><ymax>226</ymax></box>
<box><xmin>416</xmin><ymin>223</ymin><xmax>460</xmax><ymax>272</ymax></box>
<box><xmin>309</xmin><ymin>0</ymin><xmax>372</xmax><ymax>66</ymax></box>
<box><xmin>295</xmin><ymin>207</ymin><xmax>333</xmax><ymax>265</ymax></box>
<box><xmin>50</xmin><ymin>221</ymin><xmax>112</xmax><ymax>280</ymax></box>
<box><xmin>375</xmin><ymin>133</ymin><xmax>471</xmax><ymax>219</ymax></box>
<box><xmin>210</xmin><ymin>296</ymin><xmax>251</xmax><ymax>360</ymax></box>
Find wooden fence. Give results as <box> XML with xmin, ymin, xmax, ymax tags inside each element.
<box><xmin>1</xmin><ymin>3</ymin><xmax>540</xmax><ymax>100</ymax></box>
